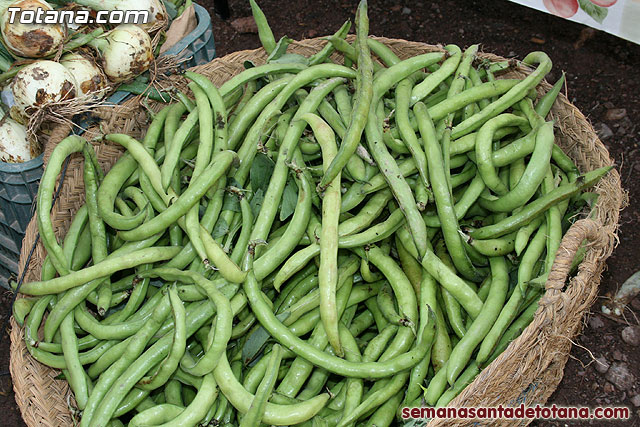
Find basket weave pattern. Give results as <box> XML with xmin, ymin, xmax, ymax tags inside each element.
<box><xmin>9</xmin><ymin>37</ymin><xmax>626</xmax><ymax>427</ymax></box>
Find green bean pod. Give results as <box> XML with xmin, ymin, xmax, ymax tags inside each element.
<box><xmin>535</xmin><ymin>72</ymin><xmax>565</xmax><ymax>118</ymax></box>
<box><xmin>138</xmin><ymin>286</ymin><xmax>187</xmax><ymax>391</ymax></box>
<box><xmin>451</xmin><ymin>51</ymin><xmax>552</xmax><ymax>138</ymax></box>
<box><xmin>415</xmin><ymin>102</ymin><xmax>481</xmax><ymax>282</ymax></box>
<box><xmin>320</xmin><ymin>1</ymin><xmax>373</xmax><ymax>189</ymax></box>
<box><xmin>396</xmin><ymin>76</ymin><xmax>430</xmax><ymax>188</ymax></box>
<box><xmin>446</xmin><ymin>256</ymin><xmax>508</xmax><ymax>385</ymax></box>
<box><xmin>410</xmin><ymin>44</ymin><xmax>461</xmax><ymax>105</ymax></box>
<box><xmin>20</xmin><ymin>247</ymin><xmax>181</xmax><ymax>295</ymax></box>
<box><xmin>249</xmin><ymin>0</ymin><xmax>276</xmax><ymax>53</ymax></box>
<box><xmin>37</xmin><ymin>135</ymin><xmax>88</xmax><ymax>275</ymax></box>
<box><xmin>480</xmin><ymin>121</ymin><xmax>554</xmax><ymax>212</ymax></box>
<box><xmin>299</xmin><ymin>112</ymin><xmax>344</xmax><ymax>356</ymax></box>
<box><xmin>476</xmin><ymin>223</ymin><xmax>547</xmax><ymax>364</ymax></box>
<box><xmin>470</xmin><ymin>166</ymin><xmax>612</xmax><ymax>239</ymax></box>
<box><xmin>254</xmin><ymin>166</ymin><xmax>312</xmax><ymax>280</ymax></box>
<box><xmin>119</xmin><ymin>151</ymin><xmax>236</xmax><ymax>242</ymax></box>
<box><xmin>475</xmin><ymin>114</ymin><xmax>531</xmax><ymax>196</ymax></box>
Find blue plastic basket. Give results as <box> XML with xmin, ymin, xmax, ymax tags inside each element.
<box><xmin>167</xmin><ymin>3</ymin><xmax>216</xmax><ymax>68</ymax></box>
<box><xmin>0</xmin><ymin>154</ymin><xmax>43</xmax><ymax>288</ymax></box>
<box><xmin>0</xmin><ymin>3</ymin><xmax>216</xmax><ymax>288</ymax></box>
<box><xmin>0</xmin><ymin>207</ymin><xmax>21</xmax><ymax>283</ymax></box>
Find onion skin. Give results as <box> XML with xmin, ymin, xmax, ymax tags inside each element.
<box><xmin>0</xmin><ymin>0</ymin><xmax>66</xmax><ymax>58</ymax></box>
<box><xmin>60</xmin><ymin>52</ymin><xmax>108</xmax><ymax>98</ymax></box>
<box><xmin>10</xmin><ymin>60</ymin><xmax>78</xmax><ymax>123</ymax></box>
<box><xmin>0</xmin><ymin>116</ymin><xmax>32</xmax><ymax>163</ymax></box>
<box><xmin>94</xmin><ymin>24</ymin><xmax>154</xmax><ymax>83</ymax></box>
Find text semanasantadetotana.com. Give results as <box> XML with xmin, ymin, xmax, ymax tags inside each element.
<box><xmin>401</xmin><ymin>404</ymin><xmax>630</xmax><ymax>420</ymax></box>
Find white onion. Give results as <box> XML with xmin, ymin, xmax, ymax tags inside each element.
<box><xmin>60</xmin><ymin>52</ymin><xmax>107</xmax><ymax>98</ymax></box>
<box><xmin>10</xmin><ymin>60</ymin><xmax>78</xmax><ymax>123</ymax></box>
<box><xmin>89</xmin><ymin>24</ymin><xmax>153</xmax><ymax>83</ymax></box>
<box><xmin>0</xmin><ymin>0</ymin><xmax>66</xmax><ymax>58</ymax></box>
<box><xmin>0</xmin><ymin>114</ymin><xmax>31</xmax><ymax>162</ymax></box>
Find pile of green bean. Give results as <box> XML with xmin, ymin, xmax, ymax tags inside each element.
<box><xmin>13</xmin><ymin>1</ymin><xmax>611</xmax><ymax>426</ymax></box>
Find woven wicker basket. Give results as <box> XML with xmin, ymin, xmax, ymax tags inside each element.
<box><xmin>9</xmin><ymin>37</ymin><xmax>626</xmax><ymax>427</ymax></box>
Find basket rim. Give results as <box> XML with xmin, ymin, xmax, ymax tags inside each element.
<box><xmin>10</xmin><ymin>35</ymin><xmax>626</xmax><ymax>427</ymax></box>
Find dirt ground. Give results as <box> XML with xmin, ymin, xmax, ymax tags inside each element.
<box><xmin>1</xmin><ymin>0</ymin><xmax>639</xmax><ymax>425</ymax></box>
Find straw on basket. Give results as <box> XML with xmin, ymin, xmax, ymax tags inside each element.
<box><xmin>10</xmin><ymin>37</ymin><xmax>627</xmax><ymax>427</ymax></box>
